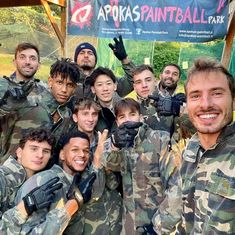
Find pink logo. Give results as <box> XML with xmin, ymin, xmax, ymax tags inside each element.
<box><xmin>70</xmin><ymin>1</ymin><xmax>93</xmax><ymax>29</ymax></box>
<box><xmin>216</xmin><ymin>0</ymin><xmax>226</xmax><ymax>14</ymax></box>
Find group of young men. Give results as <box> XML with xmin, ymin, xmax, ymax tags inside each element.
<box><xmin>0</xmin><ymin>35</ymin><xmax>234</xmax><ymax>235</ymax></box>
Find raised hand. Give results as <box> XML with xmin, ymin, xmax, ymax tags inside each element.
<box><xmin>108</xmin><ymin>35</ymin><xmax>128</xmax><ymax>61</ymax></box>
<box><xmin>23</xmin><ymin>176</ymin><xmax>63</xmax><ymax>215</ymax></box>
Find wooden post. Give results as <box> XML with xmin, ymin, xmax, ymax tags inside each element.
<box><xmin>61</xmin><ymin>3</ymin><xmax>67</xmax><ymax>56</ymax></box>
<box><xmin>40</xmin><ymin>0</ymin><xmax>66</xmax><ymax>56</ymax></box>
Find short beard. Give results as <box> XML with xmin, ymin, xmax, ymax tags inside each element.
<box><xmin>80</xmin><ymin>64</ymin><xmax>95</xmax><ymax>73</ymax></box>
<box><xmin>19</xmin><ymin>70</ymin><xmax>37</xmax><ymax>79</ymax></box>
<box><xmin>161</xmin><ymin>81</ymin><xmax>177</xmax><ymax>92</ymax></box>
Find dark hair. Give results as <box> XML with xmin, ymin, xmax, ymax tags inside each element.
<box><xmin>58</xmin><ymin>131</ymin><xmax>90</xmax><ymax>151</ymax></box>
<box><xmin>19</xmin><ymin>128</ymin><xmax>55</xmax><ymax>149</ymax></box>
<box><xmin>131</xmin><ymin>64</ymin><xmax>154</xmax><ymax>77</ymax></box>
<box><xmin>73</xmin><ymin>98</ymin><xmax>101</xmax><ymax>114</ymax></box>
<box><xmin>14</xmin><ymin>42</ymin><xmax>40</xmax><ymax>61</ymax></box>
<box><xmin>114</xmin><ymin>98</ymin><xmax>141</xmax><ymax>117</ymax></box>
<box><xmin>161</xmin><ymin>63</ymin><xmax>181</xmax><ymax>77</ymax></box>
<box><xmin>89</xmin><ymin>67</ymin><xmax>116</xmax><ymax>86</ymax></box>
<box><xmin>185</xmin><ymin>57</ymin><xmax>234</xmax><ymax>97</ymax></box>
<box><xmin>50</xmin><ymin>58</ymin><xmax>80</xmax><ymax>84</ymax></box>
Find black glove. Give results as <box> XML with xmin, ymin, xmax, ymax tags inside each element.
<box><xmin>67</xmin><ymin>172</ymin><xmax>96</xmax><ymax>207</ymax></box>
<box><xmin>0</xmin><ymin>79</ymin><xmax>35</xmax><ymax>108</ymax></box>
<box><xmin>23</xmin><ymin>177</ymin><xmax>63</xmax><ymax>215</ymax></box>
<box><xmin>149</xmin><ymin>93</ymin><xmax>186</xmax><ymax>117</ymax></box>
<box><xmin>171</xmin><ymin>93</ymin><xmax>186</xmax><ymax>117</ymax></box>
<box><xmin>111</xmin><ymin>121</ymin><xmax>143</xmax><ymax>149</ymax></box>
<box><xmin>7</xmin><ymin>79</ymin><xmax>35</xmax><ymax>100</ymax></box>
<box><xmin>108</xmin><ymin>35</ymin><xmax>127</xmax><ymax>61</ymax></box>
<box><xmin>149</xmin><ymin>94</ymin><xmax>172</xmax><ymax>116</ymax></box>
<box><xmin>136</xmin><ymin>223</ymin><xmax>158</xmax><ymax>235</ymax></box>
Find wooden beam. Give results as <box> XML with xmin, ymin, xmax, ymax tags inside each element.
<box><xmin>40</xmin><ymin>0</ymin><xmax>65</xmax><ymax>50</ymax></box>
<box><xmin>0</xmin><ymin>0</ymin><xmax>66</xmax><ymax>8</ymax></box>
<box><xmin>61</xmin><ymin>6</ymin><xmax>67</xmax><ymax>55</ymax></box>
<box><xmin>221</xmin><ymin>11</ymin><xmax>235</xmax><ymax>68</ymax></box>
<box><xmin>43</xmin><ymin>0</ymin><xmax>66</xmax><ymax>7</ymax></box>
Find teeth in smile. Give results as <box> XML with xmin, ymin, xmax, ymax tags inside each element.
<box><xmin>75</xmin><ymin>160</ymin><xmax>84</xmax><ymax>164</ymax></box>
<box><xmin>200</xmin><ymin>114</ymin><xmax>217</xmax><ymax>119</ymax></box>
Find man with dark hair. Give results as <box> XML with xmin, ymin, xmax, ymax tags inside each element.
<box><xmin>1</xmin><ymin>42</ymin><xmax>48</xmax><ymax>100</ymax></box>
<box><xmin>70</xmin><ymin>98</ymin><xmax>122</xmax><ymax>235</ymax></box>
<box><xmin>177</xmin><ymin>57</ymin><xmax>235</xmax><ymax>234</ymax></box>
<box><xmin>101</xmin><ymin>97</ymin><xmax>182</xmax><ymax>234</ymax></box>
<box><xmin>0</xmin><ymin>127</ymin><xmax>54</xmax><ymax>217</ymax></box>
<box><xmin>0</xmin><ymin>131</ymin><xmax>103</xmax><ymax>234</ymax></box>
<box><xmin>0</xmin><ymin>58</ymin><xmax>79</xmax><ymax>162</ymax></box>
<box><xmin>12</xmin><ymin>42</ymin><xmax>40</xmax><ymax>80</ymax></box>
<box><xmin>158</xmin><ymin>63</ymin><xmax>182</xmax><ymax>95</ymax></box>
<box><xmin>89</xmin><ymin>67</ymin><xmax>122</xmax><ymax>133</ymax></box>
<box><xmin>71</xmin><ymin>98</ymin><xmax>101</xmax><ymax>150</ymax></box>
<box><xmin>73</xmin><ymin>36</ymin><xmax>135</xmax><ymax>98</ymax></box>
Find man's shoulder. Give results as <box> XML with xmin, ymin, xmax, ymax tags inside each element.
<box><xmin>0</xmin><ymin>156</ymin><xmax>27</xmax><ymax>185</ymax></box>
<box><xmin>2</xmin><ymin>156</ymin><xmax>24</xmax><ymax>173</ymax></box>
<box><xmin>33</xmin><ymin>79</ymin><xmax>49</xmax><ymax>92</ymax></box>
<box><xmin>0</xmin><ymin>76</ymin><xmax>11</xmax><ymax>92</ymax></box>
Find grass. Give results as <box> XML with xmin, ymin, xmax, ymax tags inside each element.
<box><xmin>0</xmin><ymin>53</ymin><xmax>53</xmax><ymax>82</ymax></box>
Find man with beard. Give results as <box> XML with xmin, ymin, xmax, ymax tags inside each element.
<box><xmin>73</xmin><ymin>36</ymin><xmax>135</xmax><ymax>99</ymax></box>
<box><xmin>0</xmin><ymin>42</ymin><xmax>48</xmax><ymax>102</ymax></box>
<box><xmin>177</xmin><ymin>57</ymin><xmax>235</xmax><ymax>234</ymax></box>
<box><xmin>157</xmin><ymin>63</ymin><xmax>182</xmax><ymax>96</ymax></box>
<box><xmin>152</xmin><ymin>63</ymin><xmax>196</xmax><ymax>142</ymax></box>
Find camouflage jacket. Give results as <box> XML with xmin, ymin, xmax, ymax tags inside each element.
<box><xmin>84</xmin><ymin>132</ymin><xmax>122</xmax><ymax>235</ymax></box>
<box><xmin>138</xmin><ymin>96</ymin><xmax>175</xmax><ymax>134</ymax></box>
<box><xmin>101</xmin><ymin>124</ymin><xmax>182</xmax><ymax>234</ymax></box>
<box><xmin>0</xmin><ymin>164</ymin><xmax>104</xmax><ymax>235</ymax></box>
<box><xmin>0</xmin><ymin>156</ymin><xmax>26</xmax><ymax>217</ymax></box>
<box><xmin>0</xmin><ymin>75</ymin><xmax>48</xmax><ymax>116</ymax></box>
<box><xmin>65</xmin><ymin>128</ymin><xmax>123</xmax><ymax>235</ymax></box>
<box><xmin>0</xmin><ymin>85</ymin><xmax>72</xmax><ymax>163</ymax></box>
<box><xmin>73</xmin><ymin>60</ymin><xmax>135</xmax><ymax>99</ymax></box>
<box><xmin>178</xmin><ymin>122</ymin><xmax>235</xmax><ymax>235</ymax></box>
<box><xmin>95</xmin><ymin>93</ymin><xmax>121</xmax><ymax>134</ymax></box>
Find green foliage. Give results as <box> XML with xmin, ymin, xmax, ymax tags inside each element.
<box><xmin>178</xmin><ymin>40</ymin><xmax>224</xmax><ymax>80</ymax></box>
<box><xmin>32</xmin><ymin>5</ymin><xmax>61</xmax><ymax>16</ymax></box>
<box><xmin>153</xmin><ymin>42</ymin><xmax>180</xmax><ymax>77</ymax></box>
<box><xmin>0</xmin><ymin>7</ymin><xmax>60</xmax><ymax>58</ymax></box>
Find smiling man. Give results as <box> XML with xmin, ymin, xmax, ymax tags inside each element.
<box><xmin>90</xmin><ymin>67</ymin><xmax>121</xmax><ymax>133</ymax></box>
<box><xmin>178</xmin><ymin>57</ymin><xmax>235</xmax><ymax>234</ymax></box>
<box><xmin>1</xmin><ymin>42</ymin><xmax>48</xmax><ymax>99</ymax></box>
<box><xmin>0</xmin><ymin>128</ymin><xmax>54</xmax><ymax>217</ymax></box>
<box><xmin>158</xmin><ymin>63</ymin><xmax>181</xmax><ymax>96</ymax></box>
<box><xmin>71</xmin><ymin>98</ymin><xmax>101</xmax><ymax>151</ymax></box>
